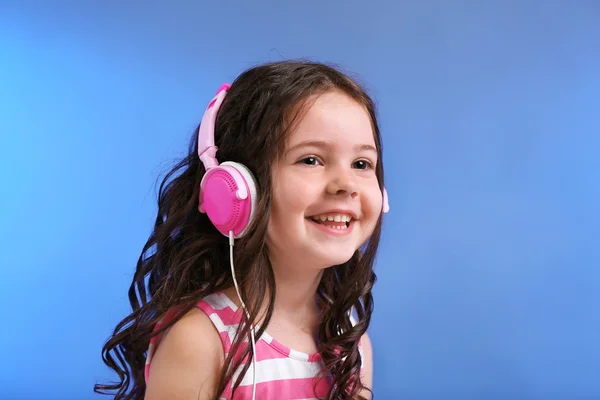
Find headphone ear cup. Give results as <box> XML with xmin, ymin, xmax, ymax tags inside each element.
<box><xmin>382</xmin><ymin>187</ymin><xmax>389</xmax><ymax>213</ymax></box>
<box><xmin>198</xmin><ymin>162</ymin><xmax>258</xmax><ymax>238</ymax></box>
<box><xmin>221</xmin><ymin>161</ymin><xmax>258</xmax><ymax>237</ymax></box>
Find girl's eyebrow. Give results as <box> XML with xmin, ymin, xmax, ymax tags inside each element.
<box><xmin>286</xmin><ymin>140</ymin><xmax>377</xmax><ymax>155</ymax></box>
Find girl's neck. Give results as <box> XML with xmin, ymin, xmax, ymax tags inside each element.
<box><xmin>271</xmin><ymin>260</ymin><xmax>323</xmax><ymax>315</ymax></box>
<box><xmin>224</xmin><ymin>258</ymin><xmax>323</xmax><ymax>329</ymax></box>
<box><xmin>265</xmin><ymin>258</ymin><xmax>323</xmax><ymax>342</ymax></box>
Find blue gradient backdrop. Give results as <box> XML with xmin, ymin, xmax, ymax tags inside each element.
<box><xmin>1</xmin><ymin>1</ymin><xmax>599</xmax><ymax>399</ymax></box>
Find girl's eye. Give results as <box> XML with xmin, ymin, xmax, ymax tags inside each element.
<box><xmin>353</xmin><ymin>159</ymin><xmax>374</xmax><ymax>170</ymax></box>
<box><xmin>300</xmin><ymin>157</ymin><xmax>321</xmax><ymax>166</ymax></box>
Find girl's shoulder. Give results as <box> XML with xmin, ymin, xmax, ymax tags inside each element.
<box><xmin>144</xmin><ymin>306</ymin><xmax>223</xmax><ymax>398</ymax></box>
<box><xmin>145</xmin><ymin>291</ymin><xmax>240</xmax><ymax>377</ymax></box>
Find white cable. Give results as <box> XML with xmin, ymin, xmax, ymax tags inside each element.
<box><xmin>229</xmin><ymin>231</ymin><xmax>257</xmax><ymax>400</ymax></box>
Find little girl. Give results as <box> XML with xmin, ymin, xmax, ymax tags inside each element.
<box><xmin>95</xmin><ymin>60</ymin><xmax>389</xmax><ymax>400</ymax></box>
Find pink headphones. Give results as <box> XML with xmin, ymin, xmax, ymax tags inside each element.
<box><xmin>197</xmin><ymin>84</ymin><xmax>389</xmax><ymax>238</ymax></box>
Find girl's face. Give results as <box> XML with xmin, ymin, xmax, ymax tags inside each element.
<box><xmin>267</xmin><ymin>91</ymin><xmax>383</xmax><ymax>270</ymax></box>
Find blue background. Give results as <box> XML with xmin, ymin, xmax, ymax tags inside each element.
<box><xmin>1</xmin><ymin>1</ymin><xmax>599</xmax><ymax>399</ymax></box>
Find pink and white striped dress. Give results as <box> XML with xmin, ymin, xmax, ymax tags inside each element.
<box><xmin>145</xmin><ymin>292</ymin><xmax>362</xmax><ymax>399</ymax></box>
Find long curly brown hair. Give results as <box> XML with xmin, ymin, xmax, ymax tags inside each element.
<box><xmin>94</xmin><ymin>60</ymin><xmax>385</xmax><ymax>399</ymax></box>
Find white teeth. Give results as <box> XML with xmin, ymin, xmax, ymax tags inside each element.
<box><xmin>310</xmin><ymin>213</ymin><xmax>353</xmax><ymax>223</ymax></box>
<box><xmin>322</xmin><ymin>224</ymin><xmax>348</xmax><ymax>230</ymax></box>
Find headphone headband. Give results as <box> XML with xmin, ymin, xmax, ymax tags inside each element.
<box><xmin>197</xmin><ymin>83</ymin><xmax>232</xmax><ymax>171</ymax></box>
